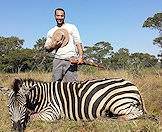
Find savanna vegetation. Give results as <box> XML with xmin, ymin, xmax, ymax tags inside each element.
<box><xmin>0</xmin><ymin>12</ymin><xmax>162</xmax><ymax>131</ymax></box>
<box><xmin>0</xmin><ymin>70</ymin><xmax>161</xmax><ymax>131</ymax></box>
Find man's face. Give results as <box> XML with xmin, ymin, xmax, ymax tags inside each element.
<box><xmin>55</xmin><ymin>10</ymin><xmax>65</xmax><ymax>26</ymax></box>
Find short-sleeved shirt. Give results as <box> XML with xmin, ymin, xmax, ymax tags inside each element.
<box><xmin>44</xmin><ymin>23</ymin><xmax>82</xmax><ymax>59</ymax></box>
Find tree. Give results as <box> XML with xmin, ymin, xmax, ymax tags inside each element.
<box><xmin>33</xmin><ymin>37</ymin><xmax>53</xmax><ymax>71</ymax></box>
<box><xmin>130</xmin><ymin>53</ymin><xmax>158</xmax><ymax>67</ymax></box>
<box><xmin>0</xmin><ymin>36</ymin><xmax>26</xmax><ymax>72</ymax></box>
<box><xmin>0</xmin><ymin>48</ymin><xmax>35</xmax><ymax>73</ymax></box>
<box><xmin>0</xmin><ymin>36</ymin><xmax>53</xmax><ymax>73</ymax></box>
<box><xmin>84</xmin><ymin>41</ymin><xmax>113</xmax><ymax>61</ymax></box>
<box><xmin>143</xmin><ymin>13</ymin><xmax>162</xmax><ymax>67</ymax></box>
<box><xmin>110</xmin><ymin>48</ymin><xmax>130</xmax><ymax>70</ymax></box>
<box><xmin>34</xmin><ymin>37</ymin><xmax>46</xmax><ymax>50</ymax></box>
<box><xmin>143</xmin><ymin>13</ymin><xmax>162</xmax><ymax>30</ymax></box>
<box><xmin>0</xmin><ymin>36</ymin><xmax>24</xmax><ymax>54</ymax></box>
<box><xmin>83</xmin><ymin>41</ymin><xmax>114</xmax><ymax>69</ymax></box>
<box><xmin>143</xmin><ymin>13</ymin><xmax>162</xmax><ymax>47</ymax></box>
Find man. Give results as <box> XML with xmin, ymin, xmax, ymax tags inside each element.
<box><xmin>44</xmin><ymin>8</ymin><xmax>84</xmax><ymax>82</ymax></box>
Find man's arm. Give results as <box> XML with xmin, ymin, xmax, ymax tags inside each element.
<box><xmin>44</xmin><ymin>38</ymin><xmax>53</xmax><ymax>52</ymax></box>
<box><xmin>71</xmin><ymin>24</ymin><xmax>84</xmax><ymax>64</ymax></box>
<box><xmin>76</xmin><ymin>42</ymin><xmax>84</xmax><ymax>64</ymax></box>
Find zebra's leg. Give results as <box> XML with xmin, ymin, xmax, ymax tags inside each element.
<box><xmin>30</xmin><ymin>106</ymin><xmax>61</xmax><ymax>122</ymax></box>
<box><xmin>116</xmin><ymin>103</ymin><xmax>144</xmax><ymax>121</ymax></box>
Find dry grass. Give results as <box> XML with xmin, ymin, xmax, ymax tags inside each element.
<box><xmin>0</xmin><ymin>69</ymin><xmax>161</xmax><ymax>131</ymax></box>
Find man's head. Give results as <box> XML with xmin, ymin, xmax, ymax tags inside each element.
<box><xmin>54</xmin><ymin>8</ymin><xmax>65</xmax><ymax>27</ymax></box>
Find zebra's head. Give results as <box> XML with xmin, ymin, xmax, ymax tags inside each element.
<box><xmin>8</xmin><ymin>78</ymin><xmax>31</xmax><ymax>132</ymax></box>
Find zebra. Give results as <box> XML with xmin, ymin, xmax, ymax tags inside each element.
<box><xmin>8</xmin><ymin>77</ymin><xmax>147</xmax><ymax>131</ymax></box>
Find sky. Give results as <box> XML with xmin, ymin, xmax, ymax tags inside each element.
<box><xmin>0</xmin><ymin>0</ymin><xmax>162</xmax><ymax>57</ymax></box>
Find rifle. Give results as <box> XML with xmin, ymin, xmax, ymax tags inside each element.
<box><xmin>55</xmin><ymin>56</ymin><xmax>106</xmax><ymax>69</ymax></box>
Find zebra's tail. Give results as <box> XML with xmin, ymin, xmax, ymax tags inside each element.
<box><xmin>138</xmin><ymin>93</ymin><xmax>159</xmax><ymax>124</ymax></box>
<box><xmin>141</xmin><ymin>113</ymin><xmax>159</xmax><ymax>124</ymax></box>
<box><xmin>142</xmin><ymin>106</ymin><xmax>159</xmax><ymax>124</ymax></box>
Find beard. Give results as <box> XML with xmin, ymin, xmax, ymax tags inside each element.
<box><xmin>56</xmin><ymin>19</ymin><xmax>64</xmax><ymax>27</ymax></box>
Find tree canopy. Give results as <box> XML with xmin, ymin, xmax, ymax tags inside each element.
<box><xmin>143</xmin><ymin>12</ymin><xmax>162</xmax><ymax>48</ymax></box>
<box><xmin>0</xmin><ymin>36</ymin><xmax>159</xmax><ymax>73</ymax></box>
<box><xmin>0</xmin><ymin>36</ymin><xmax>24</xmax><ymax>54</ymax></box>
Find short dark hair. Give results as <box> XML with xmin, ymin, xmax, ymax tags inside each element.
<box><xmin>54</xmin><ymin>8</ymin><xmax>65</xmax><ymax>15</ymax></box>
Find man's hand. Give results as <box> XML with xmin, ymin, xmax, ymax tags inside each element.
<box><xmin>69</xmin><ymin>56</ymin><xmax>78</xmax><ymax>64</ymax></box>
<box><xmin>77</xmin><ymin>55</ymin><xmax>84</xmax><ymax>64</ymax></box>
<box><xmin>69</xmin><ymin>56</ymin><xmax>84</xmax><ymax>64</ymax></box>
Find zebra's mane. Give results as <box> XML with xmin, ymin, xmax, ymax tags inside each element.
<box><xmin>21</xmin><ymin>78</ymin><xmax>80</xmax><ymax>86</ymax></box>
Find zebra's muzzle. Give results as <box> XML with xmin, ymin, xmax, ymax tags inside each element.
<box><xmin>12</xmin><ymin>120</ymin><xmax>24</xmax><ymax>132</ymax></box>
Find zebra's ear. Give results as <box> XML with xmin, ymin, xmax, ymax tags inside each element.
<box><xmin>11</xmin><ymin>78</ymin><xmax>22</xmax><ymax>93</ymax></box>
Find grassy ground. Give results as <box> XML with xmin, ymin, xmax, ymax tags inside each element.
<box><xmin>0</xmin><ymin>69</ymin><xmax>161</xmax><ymax>132</ymax></box>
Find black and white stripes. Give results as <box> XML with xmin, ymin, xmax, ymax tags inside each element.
<box><xmin>8</xmin><ymin>78</ymin><xmax>146</xmax><ymax>130</ymax></box>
